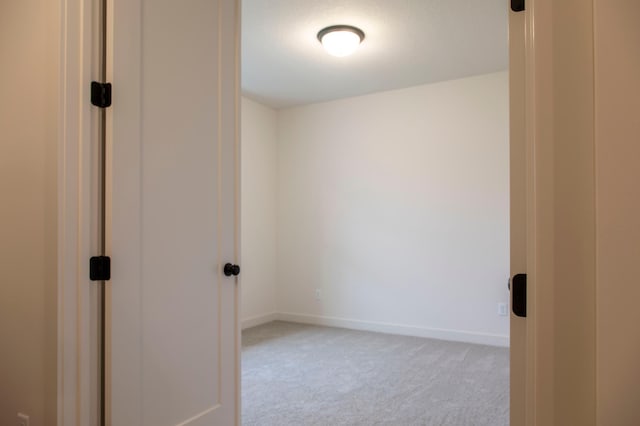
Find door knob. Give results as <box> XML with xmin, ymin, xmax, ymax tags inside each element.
<box><xmin>223</xmin><ymin>263</ymin><xmax>240</xmax><ymax>277</ymax></box>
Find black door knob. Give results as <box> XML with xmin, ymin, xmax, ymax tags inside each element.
<box><xmin>223</xmin><ymin>263</ymin><xmax>240</xmax><ymax>277</ymax></box>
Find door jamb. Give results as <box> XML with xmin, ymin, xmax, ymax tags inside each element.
<box><xmin>58</xmin><ymin>0</ymin><xmax>95</xmax><ymax>424</ymax></box>
<box><xmin>523</xmin><ymin>0</ymin><xmax>556</xmax><ymax>424</ymax></box>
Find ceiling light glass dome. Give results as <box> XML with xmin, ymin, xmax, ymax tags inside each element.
<box><xmin>317</xmin><ymin>25</ymin><xmax>365</xmax><ymax>57</ymax></box>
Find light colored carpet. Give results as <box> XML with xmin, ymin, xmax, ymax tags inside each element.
<box><xmin>242</xmin><ymin>321</ymin><xmax>509</xmax><ymax>426</ymax></box>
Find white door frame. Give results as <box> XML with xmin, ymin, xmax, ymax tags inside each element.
<box><xmin>58</xmin><ymin>0</ymin><xmax>96</xmax><ymax>424</ymax></box>
<box><xmin>521</xmin><ymin>0</ymin><xmax>600</xmax><ymax>423</ymax></box>
<box><xmin>57</xmin><ymin>1</ymin><xmax>556</xmax><ymax>425</ymax></box>
<box><xmin>522</xmin><ymin>0</ymin><xmax>560</xmax><ymax>423</ymax></box>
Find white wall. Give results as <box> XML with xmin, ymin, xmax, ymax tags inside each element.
<box><xmin>276</xmin><ymin>72</ymin><xmax>510</xmax><ymax>345</ymax></box>
<box><xmin>241</xmin><ymin>97</ymin><xmax>279</xmax><ymax>327</ymax></box>
<box><xmin>0</xmin><ymin>1</ymin><xmax>59</xmax><ymax>424</ymax></box>
<box><xmin>594</xmin><ymin>0</ymin><xmax>640</xmax><ymax>423</ymax></box>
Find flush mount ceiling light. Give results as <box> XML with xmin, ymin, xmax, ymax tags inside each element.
<box><xmin>317</xmin><ymin>25</ymin><xmax>365</xmax><ymax>57</ymax></box>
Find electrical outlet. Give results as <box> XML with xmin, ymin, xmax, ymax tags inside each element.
<box><xmin>17</xmin><ymin>413</ymin><xmax>29</xmax><ymax>426</ymax></box>
<box><xmin>498</xmin><ymin>303</ymin><xmax>508</xmax><ymax>316</ymax></box>
<box><xmin>314</xmin><ymin>288</ymin><xmax>322</xmax><ymax>301</ymax></box>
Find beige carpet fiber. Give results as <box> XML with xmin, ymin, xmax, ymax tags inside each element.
<box><xmin>242</xmin><ymin>321</ymin><xmax>509</xmax><ymax>426</ymax></box>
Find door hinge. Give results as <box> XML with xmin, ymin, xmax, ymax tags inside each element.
<box><xmin>511</xmin><ymin>0</ymin><xmax>525</xmax><ymax>12</ymax></box>
<box><xmin>91</xmin><ymin>81</ymin><xmax>112</xmax><ymax>108</ymax></box>
<box><xmin>90</xmin><ymin>256</ymin><xmax>111</xmax><ymax>281</ymax></box>
<box><xmin>511</xmin><ymin>273</ymin><xmax>527</xmax><ymax>317</ymax></box>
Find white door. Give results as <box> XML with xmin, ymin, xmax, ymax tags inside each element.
<box><xmin>108</xmin><ymin>1</ymin><xmax>240</xmax><ymax>425</ymax></box>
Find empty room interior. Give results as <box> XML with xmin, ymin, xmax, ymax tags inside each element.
<box><xmin>240</xmin><ymin>1</ymin><xmax>510</xmax><ymax>425</ymax></box>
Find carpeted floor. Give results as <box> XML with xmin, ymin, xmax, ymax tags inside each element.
<box><xmin>242</xmin><ymin>321</ymin><xmax>509</xmax><ymax>426</ymax></box>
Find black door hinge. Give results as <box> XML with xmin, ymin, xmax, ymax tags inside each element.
<box><xmin>511</xmin><ymin>273</ymin><xmax>527</xmax><ymax>317</ymax></box>
<box><xmin>511</xmin><ymin>0</ymin><xmax>525</xmax><ymax>12</ymax></box>
<box><xmin>91</xmin><ymin>81</ymin><xmax>112</xmax><ymax>108</ymax></box>
<box><xmin>90</xmin><ymin>256</ymin><xmax>111</xmax><ymax>281</ymax></box>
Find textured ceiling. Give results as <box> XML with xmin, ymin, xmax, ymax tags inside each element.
<box><xmin>242</xmin><ymin>0</ymin><xmax>508</xmax><ymax>109</ymax></box>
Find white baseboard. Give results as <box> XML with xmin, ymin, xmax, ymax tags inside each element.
<box><xmin>241</xmin><ymin>312</ymin><xmax>279</xmax><ymax>330</ymax></box>
<box><xmin>276</xmin><ymin>312</ymin><xmax>510</xmax><ymax>347</ymax></box>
